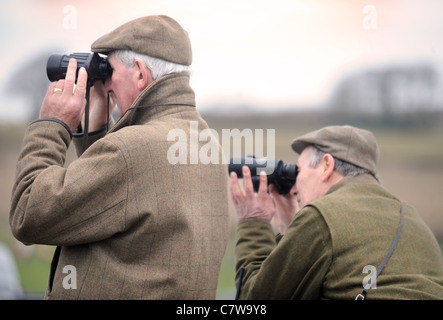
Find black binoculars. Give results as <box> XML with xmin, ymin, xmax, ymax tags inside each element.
<box><xmin>46</xmin><ymin>52</ymin><xmax>112</xmax><ymax>86</ymax></box>
<box><xmin>229</xmin><ymin>156</ymin><xmax>298</xmax><ymax>194</ymax></box>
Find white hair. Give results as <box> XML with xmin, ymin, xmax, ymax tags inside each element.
<box><xmin>309</xmin><ymin>145</ymin><xmax>381</xmax><ymax>183</ymax></box>
<box><xmin>114</xmin><ymin>50</ymin><xmax>190</xmax><ymax>80</ymax></box>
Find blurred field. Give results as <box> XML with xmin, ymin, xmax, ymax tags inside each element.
<box><xmin>1</xmin><ymin>110</ymin><xmax>443</xmax><ymax>299</ymax></box>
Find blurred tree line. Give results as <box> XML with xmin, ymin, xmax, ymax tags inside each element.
<box><xmin>327</xmin><ymin>61</ymin><xmax>443</xmax><ymax>127</ymax></box>
<box><xmin>3</xmin><ymin>50</ymin><xmax>443</xmax><ymax>127</ymax></box>
<box><xmin>3</xmin><ymin>49</ymin><xmax>58</xmax><ymax>121</ymax></box>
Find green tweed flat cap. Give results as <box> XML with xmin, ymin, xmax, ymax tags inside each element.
<box><xmin>91</xmin><ymin>15</ymin><xmax>192</xmax><ymax>65</ymax></box>
<box><xmin>291</xmin><ymin>125</ymin><xmax>380</xmax><ymax>172</ymax></box>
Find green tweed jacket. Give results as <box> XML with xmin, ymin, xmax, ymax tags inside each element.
<box><xmin>235</xmin><ymin>174</ymin><xmax>443</xmax><ymax>299</ymax></box>
<box><xmin>10</xmin><ymin>73</ymin><xmax>230</xmax><ymax>299</ymax></box>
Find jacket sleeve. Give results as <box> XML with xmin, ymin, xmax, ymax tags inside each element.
<box><xmin>72</xmin><ymin>120</ymin><xmax>114</xmax><ymax>156</ymax></box>
<box><xmin>9</xmin><ymin>120</ymin><xmax>128</xmax><ymax>246</ymax></box>
<box><xmin>235</xmin><ymin>207</ymin><xmax>333</xmax><ymax>299</ymax></box>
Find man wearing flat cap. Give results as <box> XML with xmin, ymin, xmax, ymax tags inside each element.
<box><xmin>10</xmin><ymin>15</ymin><xmax>229</xmax><ymax>299</ymax></box>
<box><xmin>230</xmin><ymin>125</ymin><xmax>443</xmax><ymax>299</ymax></box>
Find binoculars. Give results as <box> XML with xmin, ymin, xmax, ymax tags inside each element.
<box><xmin>46</xmin><ymin>52</ymin><xmax>112</xmax><ymax>87</ymax></box>
<box><xmin>229</xmin><ymin>156</ymin><xmax>297</xmax><ymax>194</ymax></box>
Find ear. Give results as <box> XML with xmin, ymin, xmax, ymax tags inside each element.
<box><xmin>321</xmin><ymin>154</ymin><xmax>335</xmax><ymax>182</ymax></box>
<box><xmin>134</xmin><ymin>59</ymin><xmax>154</xmax><ymax>91</ymax></box>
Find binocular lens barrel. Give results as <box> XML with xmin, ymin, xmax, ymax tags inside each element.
<box><xmin>46</xmin><ymin>52</ymin><xmax>112</xmax><ymax>85</ymax></box>
<box><xmin>46</xmin><ymin>54</ymin><xmax>71</xmax><ymax>82</ymax></box>
<box><xmin>229</xmin><ymin>156</ymin><xmax>277</xmax><ymax>176</ymax></box>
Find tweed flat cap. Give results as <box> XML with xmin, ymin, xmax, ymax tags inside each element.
<box><xmin>91</xmin><ymin>15</ymin><xmax>192</xmax><ymax>65</ymax></box>
<box><xmin>291</xmin><ymin>125</ymin><xmax>380</xmax><ymax>172</ymax></box>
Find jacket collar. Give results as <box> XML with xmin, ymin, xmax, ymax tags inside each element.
<box><xmin>109</xmin><ymin>72</ymin><xmax>195</xmax><ymax>133</ymax></box>
<box><xmin>325</xmin><ymin>173</ymin><xmax>380</xmax><ymax>196</ymax></box>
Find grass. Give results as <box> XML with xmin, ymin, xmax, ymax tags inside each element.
<box><xmin>11</xmin><ymin>235</ymin><xmax>443</xmax><ymax>299</ymax></box>
<box><xmin>16</xmin><ymin>255</ymin><xmax>50</xmax><ymax>297</ymax></box>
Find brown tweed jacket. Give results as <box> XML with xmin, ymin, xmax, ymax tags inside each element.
<box><xmin>10</xmin><ymin>73</ymin><xmax>230</xmax><ymax>299</ymax></box>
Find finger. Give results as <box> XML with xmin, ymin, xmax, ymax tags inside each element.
<box><xmin>242</xmin><ymin>166</ymin><xmax>254</xmax><ymax>197</ymax></box>
<box><xmin>229</xmin><ymin>171</ymin><xmax>243</xmax><ymax>204</ymax></box>
<box><xmin>53</xmin><ymin>80</ymin><xmax>65</xmax><ymax>93</ymax></box>
<box><xmin>46</xmin><ymin>82</ymin><xmax>57</xmax><ymax>97</ymax></box>
<box><xmin>63</xmin><ymin>58</ymin><xmax>77</xmax><ymax>95</ymax></box>
<box><xmin>74</xmin><ymin>67</ymin><xmax>88</xmax><ymax>98</ymax></box>
<box><xmin>269</xmin><ymin>184</ymin><xmax>280</xmax><ymax>198</ymax></box>
<box><xmin>268</xmin><ymin>184</ymin><xmax>276</xmax><ymax>194</ymax></box>
<box><xmin>257</xmin><ymin>171</ymin><xmax>268</xmax><ymax>195</ymax></box>
<box><xmin>271</xmin><ymin>193</ymin><xmax>285</xmax><ymax>209</ymax></box>
<box><xmin>229</xmin><ymin>171</ymin><xmax>238</xmax><ymax>192</ymax></box>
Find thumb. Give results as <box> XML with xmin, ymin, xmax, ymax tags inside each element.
<box><xmin>269</xmin><ymin>184</ymin><xmax>278</xmax><ymax>196</ymax></box>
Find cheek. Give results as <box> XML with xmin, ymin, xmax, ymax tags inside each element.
<box><xmin>112</xmin><ymin>75</ymin><xmax>124</xmax><ymax>90</ymax></box>
<box><xmin>296</xmin><ymin>170</ymin><xmax>309</xmax><ymax>189</ymax></box>
<box><xmin>108</xmin><ymin>75</ymin><xmax>127</xmax><ymax>99</ymax></box>
<box><xmin>296</xmin><ymin>170</ymin><xmax>316</xmax><ymax>200</ymax></box>
<box><xmin>295</xmin><ymin>174</ymin><xmax>306</xmax><ymax>197</ymax></box>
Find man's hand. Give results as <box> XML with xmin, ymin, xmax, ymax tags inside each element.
<box><xmin>230</xmin><ymin>166</ymin><xmax>276</xmax><ymax>223</ymax></box>
<box><xmin>39</xmin><ymin>58</ymin><xmax>87</xmax><ymax>132</ymax></box>
<box><xmin>269</xmin><ymin>184</ymin><xmax>299</xmax><ymax>234</ymax></box>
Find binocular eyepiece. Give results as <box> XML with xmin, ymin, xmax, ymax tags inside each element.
<box><xmin>229</xmin><ymin>156</ymin><xmax>297</xmax><ymax>194</ymax></box>
<box><xmin>46</xmin><ymin>52</ymin><xmax>112</xmax><ymax>86</ymax></box>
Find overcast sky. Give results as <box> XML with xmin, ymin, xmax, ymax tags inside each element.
<box><xmin>1</xmin><ymin>0</ymin><xmax>443</xmax><ymax>121</ymax></box>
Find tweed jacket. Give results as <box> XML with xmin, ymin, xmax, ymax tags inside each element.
<box><xmin>235</xmin><ymin>174</ymin><xmax>443</xmax><ymax>299</ymax></box>
<box><xmin>10</xmin><ymin>72</ymin><xmax>230</xmax><ymax>299</ymax></box>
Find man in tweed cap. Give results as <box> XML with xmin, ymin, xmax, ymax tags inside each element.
<box><xmin>230</xmin><ymin>125</ymin><xmax>443</xmax><ymax>299</ymax></box>
<box><xmin>10</xmin><ymin>15</ymin><xmax>229</xmax><ymax>299</ymax></box>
